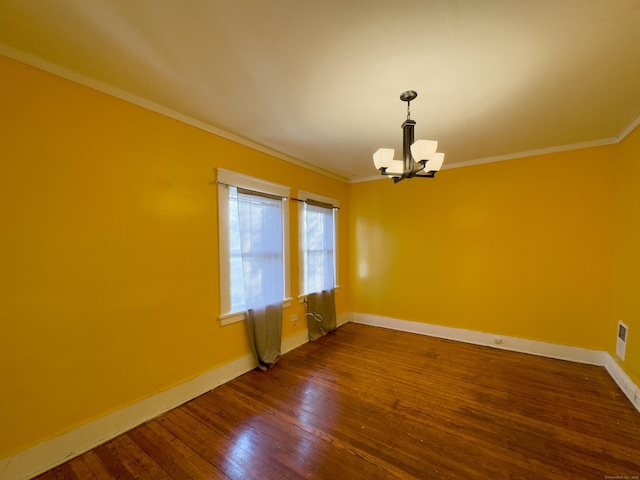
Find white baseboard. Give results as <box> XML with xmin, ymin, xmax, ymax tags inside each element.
<box><xmin>337</xmin><ymin>312</ymin><xmax>352</xmax><ymax>327</ymax></box>
<box><xmin>351</xmin><ymin>313</ymin><xmax>605</xmax><ymax>365</ymax></box>
<box><xmin>0</xmin><ymin>327</ymin><xmax>316</xmax><ymax>480</ymax></box>
<box><xmin>351</xmin><ymin>313</ymin><xmax>640</xmax><ymax>414</ymax></box>
<box><xmin>0</xmin><ymin>352</ymin><xmax>256</xmax><ymax>480</ymax></box>
<box><xmin>2</xmin><ymin>314</ymin><xmax>636</xmax><ymax>480</ymax></box>
<box><xmin>282</xmin><ymin>328</ymin><xmax>309</xmax><ymax>353</ymax></box>
<box><xmin>604</xmin><ymin>353</ymin><xmax>640</xmax><ymax>412</ymax></box>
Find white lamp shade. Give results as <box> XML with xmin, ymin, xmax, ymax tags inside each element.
<box><xmin>425</xmin><ymin>152</ymin><xmax>445</xmax><ymax>172</ymax></box>
<box><xmin>410</xmin><ymin>140</ymin><xmax>438</xmax><ymax>162</ymax></box>
<box><xmin>373</xmin><ymin>148</ymin><xmax>395</xmax><ymax>169</ymax></box>
<box><xmin>385</xmin><ymin>160</ymin><xmax>404</xmax><ymax>177</ymax></box>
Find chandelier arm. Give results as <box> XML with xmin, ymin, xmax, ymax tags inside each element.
<box><xmin>392</xmin><ymin>172</ymin><xmax>435</xmax><ymax>183</ymax></box>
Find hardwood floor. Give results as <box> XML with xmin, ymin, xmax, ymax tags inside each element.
<box><xmin>36</xmin><ymin>323</ymin><xmax>640</xmax><ymax>479</ymax></box>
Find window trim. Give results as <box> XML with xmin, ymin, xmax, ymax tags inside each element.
<box><xmin>297</xmin><ymin>190</ymin><xmax>339</xmax><ymax>302</ymax></box>
<box><xmin>217</xmin><ymin>169</ymin><xmax>291</xmax><ymax>325</ymax></box>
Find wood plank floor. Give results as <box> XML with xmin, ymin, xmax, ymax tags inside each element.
<box><xmin>36</xmin><ymin>323</ymin><xmax>640</xmax><ymax>479</ymax></box>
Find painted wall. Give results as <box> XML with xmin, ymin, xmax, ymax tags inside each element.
<box><xmin>2</xmin><ymin>49</ymin><xmax>638</xmax><ymax>465</ymax></box>
<box><xmin>612</xmin><ymin>125</ymin><xmax>640</xmax><ymax>386</ymax></box>
<box><xmin>349</xmin><ymin>147</ymin><xmax>616</xmax><ymax>350</ymax></box>
<box><xmin>0</xmin><ymin>55</ymin><xmax>349</xmax><ymax>458</ymax></box>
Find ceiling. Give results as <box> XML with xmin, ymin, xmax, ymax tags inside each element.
<box><xmin>1</xmin><ymin>0</ymin><xmax>640</xmax><ymax>182</ymax></box>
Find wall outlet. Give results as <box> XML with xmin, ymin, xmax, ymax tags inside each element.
<box><xmin>291</xmin><ymin>314</ymin><xmax>298</xmax><ymax>322</ymax></box>
<box><xmin>493</xmin><ymin>337</ymin><xmax>503</xmax><ymax>345</ymax></box>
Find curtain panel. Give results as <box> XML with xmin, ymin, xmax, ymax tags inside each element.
<box><xmin>237</xmin><ymin>189</ymin><xmax>284</xmax><ymax>370</ymax></box>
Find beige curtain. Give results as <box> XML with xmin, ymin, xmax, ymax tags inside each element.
<box><xmin>246</xmin><ymin>304</ymin><xmax>283</xmax><ymax>370</ymax></box>
<box><xmin>306</xmin><ymin>289</ymin><xmax>336</xmax><ymax>341</ymax></box>
<box><xmin>237</xmin><ymin>188</ymin><xmax>284</xmax><ymax>371</ymax></box>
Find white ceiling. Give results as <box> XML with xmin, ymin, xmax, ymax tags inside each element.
<box><xmin>1</xmin><ymin>0</ymin><xmax>640</xmax><ymax>182</ymax></box>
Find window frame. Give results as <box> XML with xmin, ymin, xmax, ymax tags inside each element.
<box><xmin>217</xmin><ymin>169</ymin><xmax>291</xmax><ymax>325</ymax></box>
<box><xmin>297</xmin><ymin>190</ymin><xmax>339</xmax><ymax>302</ymax></box>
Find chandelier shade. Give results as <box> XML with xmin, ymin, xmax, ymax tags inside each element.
<box><xmin>410</xmin><ymin>139</ymin><xmax>438</xmax><ymax>163</ymax></box>
<box><xmin>425</xmin><ymin>152</ymin><xmax>445</xmax><ymax>172</ymax></box>
<box><xmin>373</xmin><ymin>148</ymin><xmax>395</xmax><ymax>170</ymax></box>
<box><xmin>385</xmin><ymin>160</ymin><xmax>405</xmax><ymax>177</ymax></box>
<box><xmin>373</xmin><ymin>91</ymin><xmax>445</xmax><ymax>183</ymax></box>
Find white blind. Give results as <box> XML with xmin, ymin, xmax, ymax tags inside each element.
<box><xmin>217</xmin><ymin>168</ymin><xmax>290</xmax><ymax>319</ymax></box>
<box><xmin>303</xmin><ymin>201</ymin><xmax>335</xmax><ymax>294</ymax></box>
<box><xmin>230</xmin><ymin>187</ymin><xmax>284</xmax><ymax>312</ymax></box>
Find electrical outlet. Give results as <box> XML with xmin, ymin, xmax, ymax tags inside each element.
<box><xmin>494</xmin><ymin>337</ymin><xmax>503</xmax><ymax>345</ymax></box>
<box><xmin>291</xmin><ymin>314</ymin><xmax>298</xmax><ymax>322</ymax></box>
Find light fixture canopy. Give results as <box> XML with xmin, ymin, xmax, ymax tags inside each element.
<box><xmin>373</xmin><ymin>91</ymin><xmax>445</xmax><ymax>183</ymax></box>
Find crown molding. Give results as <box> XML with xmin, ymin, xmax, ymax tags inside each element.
<box><xmin>0</xmin><ymin>46</ymin><xmax>350</xmax><ymax>184</ymax></box>
<box><xmin>348</xmin><ymin>135</ymin><xmax>626</xmax><ymax>183</ymax></box>
<box><xmin>616</xmin><ymin>114</ymin><xmax>640</xmax><ymax>143</ymax></box>
<box><xmin>3</xmin><ymin>45</ymin><xmax>639</xmax><ymax>186</ymax></box>
<box><xmin>444</xmin><ymin>137</ymin><xmax>619</xmax><ymax>171</ymax></box>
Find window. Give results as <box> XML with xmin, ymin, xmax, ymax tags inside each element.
<box><xmin>218</xmin><ymin>169</ymin><xmax>290</xmax><ymax>325</ymax></box>
<box><xmin>298</xmin><ymin>191</ymin><xmax>338</xmax><ymax>297</ymax></box>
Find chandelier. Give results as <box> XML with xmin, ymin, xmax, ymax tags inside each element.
<box><xmin>373</xmin><ymin>90</ymin><xmax>445</xmax><ymax>183</ymax></box>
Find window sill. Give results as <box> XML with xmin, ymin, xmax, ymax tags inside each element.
<box><xmin>219</xmin><ymin>298</ymin><xmax>293</xmax><ymax>326</ymax></box>
<box><xmin>219</xmin><ymin>311</ymin><xmax>246</xmax><ymax>326</ymax></box>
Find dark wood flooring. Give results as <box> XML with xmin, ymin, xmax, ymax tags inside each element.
<box><xmin>36</xmin><ymin>323</ymin><xmax>640</xmax><ymax>479</ymax></box>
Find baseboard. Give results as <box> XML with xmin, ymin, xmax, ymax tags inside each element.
<box><xmin>351</xmin><ymin>313</ymin><xmax>640</xmax><ymax>414</ymax></box>
<box><xmin>0</xmin><ymin>326</ymin><xmax>319</xmax><ymax>480</ymax></box>
<box><xmin>351</xmin><ymin>313</ymin><xmax>605</xmax><ymax>365</ymax></box>
<box><xmin>604</xmin><ymin>353</ymin><xmax>640</xmax><ymax>412</ymax></box>
<box><xmin>282</xmin><ymin>328</ymin><xmax>309</xmax><ymax>354</ymax></box>
<box><xmin>0</xmin><ymin>350</ymin><xmax>259</xmax><ymax>480</ymax></box>
<box><xmin>4</xmin><ymin>315</ymin><xmax>634</xmax><ymax>480</ymax></box>
<box><xmin>337</xmin><ymin>312</ymin><xmax>352</xmax><ymax>327</ymax></box>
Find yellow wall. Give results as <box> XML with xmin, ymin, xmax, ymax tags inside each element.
<box><xmin>349</xmin><ymin>147</ymin><xmax>616</xmax><ymax>350</ymax></box>
<box><xmin>0</xmin><ymin>55</ymin><xmax>349</xmax><ymax>458</ymax></box>
<box><xmin>612</xmin><ymin>125</ymin><xmax>640</xmax><ymax>386</ymax></box>
<box><xmin>2</xmin><ymin>50</ymin><xmax>639</xmax><ymax>463</ymax></box>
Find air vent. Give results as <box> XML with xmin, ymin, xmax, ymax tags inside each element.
<box><xmin>616</xmin><ymin>320</ymin><xmax>628</xmax><ymax>361</ymax></box>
